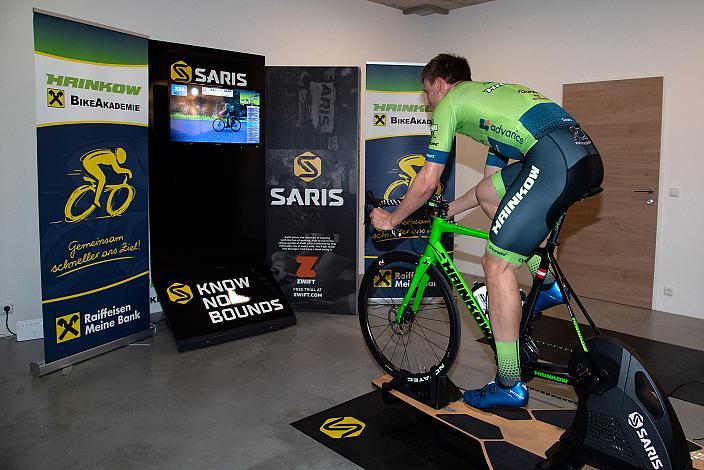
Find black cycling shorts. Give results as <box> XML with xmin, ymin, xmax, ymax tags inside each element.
<box><xmin>486</xmin><ymin>126</ymin><xmax>604</xmax><ymax>264</ymax></box>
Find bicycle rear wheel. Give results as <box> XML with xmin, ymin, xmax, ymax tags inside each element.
<box><xmin>358</xmin><ymin>251</ymin><xmax>460</xmax><ymax>382</ymax></box>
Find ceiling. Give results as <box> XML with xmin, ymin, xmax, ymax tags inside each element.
<box><xmin>367</xmin><ymin>0</ymin><xmax>495</xmax><ymax>15</ymax></box>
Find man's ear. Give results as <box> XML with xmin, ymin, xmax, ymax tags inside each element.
<box><xmin>436</xmin><ymin>77</ymin><xmax>453</xmax><ymax>93</ymax></box>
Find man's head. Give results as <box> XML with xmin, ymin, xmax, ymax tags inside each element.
<box><xmin>421</xmin><ymin>54</ymin><xmax>471</xmax><ymax>108</ymax></box>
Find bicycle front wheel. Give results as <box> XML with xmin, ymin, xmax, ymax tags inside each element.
<box><xmin>231</xmin><ymin>119</ymin><xmax>242</xmax><ymax>132</ymax></box>
<box><xmin>212</xmin><ymin>118</ymin><xmax>225</xmax><ymax>132</ymax></box>
<box><xmin>358</xmin><ymin>251</ymin><xmax>460</xmax><ymax>382</ymax></box>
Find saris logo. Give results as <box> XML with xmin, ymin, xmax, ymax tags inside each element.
<box><xmin>293</xmin><ymin>152</ymin><xmax>321</xmax><ymax>182</ymax></box>
<box><xmin>170</xmin><ymin>60</ymin><xmax>247</xmax><ymax>86</ymax></box>
<box><xmin>170</xmin><ymin>61</ymin><xmax>192</xmax><ymax>83</ymax></box>
<box><xmin>270</xmin><ymin>152</ymin><xmax>344</xmax><ymax>206</ymax></box>
<box><xmin>167</xmin><ymin>282</ymin><xmax>194</xmax><ymax>304</ymax></box>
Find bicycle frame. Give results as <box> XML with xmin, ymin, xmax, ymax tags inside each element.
<box><xmin>395</xmin><ymin>215</ymin><xmax>599</xmax><ymax>386</ymax></box>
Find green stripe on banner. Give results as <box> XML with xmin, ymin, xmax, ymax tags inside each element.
<box><xmin>366</xmin><ymin>64</ymin><xmax>424</xmax><ymax>92</ymax></box>
<box><xmin>34</xmin><ymin>12</ymin><xmax>146</xmax><ymax>65</ymax></box>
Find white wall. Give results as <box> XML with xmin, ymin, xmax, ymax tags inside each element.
<box><xmin>423</xmin><ymin>0</ymin><xmax>704</xmax><ymax>318</ymax></box>
<box><xmin>0</xmin><ymin>0</ymin><xmax>433</xmax><ymax>336</ymax></box>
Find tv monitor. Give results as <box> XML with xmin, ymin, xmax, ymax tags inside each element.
<box><xmin>169</xmin><ymin>83</ymin><xmax>261</xmax><ymax>144</ymax></box>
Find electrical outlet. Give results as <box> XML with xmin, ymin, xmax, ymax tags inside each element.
<box><xmin>663</xmin><ymin>286</ymin><xmax>674</xmax><ymax>297</ymax></box>
<box><xmin>2</xmin><ymin>303</ymin><xmax>14</xmax><ymax>315</ymax></box>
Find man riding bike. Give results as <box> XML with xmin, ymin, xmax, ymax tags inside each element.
<box><xmin>218</xmin><ymin>102</ymin><xmax>237</xmax><ymax>125</ymax></box>
<box><xmin>371</xmin><ymin>54</ymin><xmax>603</xmax><ymax>409</ymax></box>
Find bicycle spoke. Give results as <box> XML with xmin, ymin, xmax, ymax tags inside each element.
<box><xmin>389</xmin><ymin>331</ymin><xmax>402</xmax><ymax>364</ymax></box>
<box><xmin>373</xmin><ymin>323</ymin><xmax>392</xmax><ymax>342</ymax></box>
<box><xmin>410</xmin><ymin>328</ymin><xmax>446</xmax><ymax>358</ymax></box>
<box><xmin>379</xmin><ymin>328</ymin><xmax>396</xmax><ymax>355</ymax></box>
<box><xmin>413</xmin><ymin>322</ymin><xmax>441</xmax><ymax>363</ymax></box>
<box><xmin>367</xmin><ymin>313</ymin><xmax>392</xmax><ymax>321</ymax></box>
<box><xmin>400</xmin><ymin>331</ymin><xmax>411</xmax><ymax>372</ymax></box>
<box><xmin>412</xmin><ymin>321</ymin><xmax>450</xmax><ymax>338</ymax></box>
<box><xmin>413</xmin><ymin>315</ymin><xmax>450</xmax><ymax>324</ymax></box>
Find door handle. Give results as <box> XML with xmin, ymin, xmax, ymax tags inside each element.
<box><xmin>633</xmin><ymin>188</ymin><xmax>654</xmax><ymax>194</ymax></box>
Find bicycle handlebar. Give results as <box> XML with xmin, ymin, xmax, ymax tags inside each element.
<box><xmin>364</xmin><ymin>191</ymin><xmax>450</xmax><ymax>239</ymax></box>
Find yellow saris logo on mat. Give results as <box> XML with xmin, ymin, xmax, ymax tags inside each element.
<box><xmin>56</xmin><ymin>313</ymin><xmax>81</xmax><ymax>343</ymax></box>
<box><xmin>320</xmin><ymin>417</ymin><xmax>365</xmax><ymax>439</ymax></box>
<box><xmin>167</xmin><ymin>283</ymin><xmax>193</xmax><ymax>304</ymax></box>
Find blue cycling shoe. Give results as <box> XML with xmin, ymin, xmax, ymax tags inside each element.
<box><xmin>463</xmin><ymin>380</ymin><xmax>529</xmax><ymax>409</ymax></box>
<box><xmin>533</xmin><ymin>279</ymin><xmax>566</xmax><ymax>313</ymax></box>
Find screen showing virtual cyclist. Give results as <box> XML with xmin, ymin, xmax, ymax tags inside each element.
<box><xmin>370</xmin><ymin>54</ymin><xmax>604</xmax><ymax>409</ymax></box>
<box><xmin>169</xmin><ymin>85</ymin><xmax>261</xmax><ymax>144</ymax></box>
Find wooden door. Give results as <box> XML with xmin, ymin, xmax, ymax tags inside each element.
<box><xmin>558</xmin><ymin>77</ymin><xmax>663</xmax><ymax>308</ymax></box>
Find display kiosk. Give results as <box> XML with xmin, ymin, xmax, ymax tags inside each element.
<box><xmin>149</xmin><ymin>40</ymin><xmax>295</xmax><ymax>350</ymax></box>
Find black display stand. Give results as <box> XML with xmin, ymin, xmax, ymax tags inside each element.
<box><xmin>148</xmin><ymin>41</ymin><xmax>296</xmax><ymax>349</ymax></box>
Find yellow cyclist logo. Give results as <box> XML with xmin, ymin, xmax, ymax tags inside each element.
<box><xmin>64</xmin><ymin>147</ymin><xmax>136</xmax><ymax>223</ymax></box>
<box><xmin>384</xmin><ymin>154</ymin><xmax>443</xmax><ymax>200</ymax></box>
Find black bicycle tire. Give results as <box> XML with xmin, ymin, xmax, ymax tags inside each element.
<box><xmin>212</xmin><ymin>118</ymin><xmax>225</xmax><ymax>132</ymax></box>
<box><xmin>231</xmin><ymin>119</ymin><xmax>242</xmax><ymax>132</ymax></box>
<box><xmin>358</xmin><ymin>250</ymin><xmax>460</xmax><ymax>382</ymax></box>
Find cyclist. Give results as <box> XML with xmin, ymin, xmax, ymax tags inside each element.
<box><xmin>370</xmin><ymin>53</ymin><xmax>603</xmax><ymax>409</ymax></box>
<box><xmin>80</xmin><ymin>147</ymin><xmax>133</xmax><ymax>208</ymax></box>
<box><xmin>218</xmin><ymin>102</ymin><xmax>237</xmax><ymax>126</ymax></box>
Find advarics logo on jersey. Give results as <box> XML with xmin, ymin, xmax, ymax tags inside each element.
<box><xmin>627</xmin><ymin>412</ymin><xmax>664</xmax><ymax>469</ymax></box>
<box><xmin>270</xmin><ymin>152</ymin><xmax>344</xmax><ymax>207</ymax></box>
<box><xmin>480</xmin><ymin>118</ymin><xmax>524</xmax><ymax>145</ymax></box>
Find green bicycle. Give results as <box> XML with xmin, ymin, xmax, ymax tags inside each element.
<box><xmin>358</xmin><ymin>190</ymin><xmax>695</xmax><ymax>470</ymax></box>
<box><xmin>358</xmin><ymin>189</ymin><xmax>605</xmax><ymax>387</ymax></box>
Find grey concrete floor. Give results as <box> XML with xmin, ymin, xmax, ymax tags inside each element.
<box><xmin>1</xmin><ymin>295</ymin><xmax>703</xmax><ymax>469</ymax></box>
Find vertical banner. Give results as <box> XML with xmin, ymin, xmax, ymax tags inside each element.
<box><xmin>266</xmin><ymin>67</ymin><xmax>359</xmax><ymax>314</ymax></box>
<box><xmin>34</xmin><ymin>12</ymin><xmax>150</xmax><ymax>364</ymax></box>
<box><xmin>364</xmin><ymin>63</ymin><xmax>455</xmax><ymax>288</ymax></box>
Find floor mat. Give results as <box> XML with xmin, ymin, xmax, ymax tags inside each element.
<box><xmin>291</xmin><ymin>391</ymin><xmax>473</xmax><ymax>469</ymax></box>
<box><xmin>492</xmin><ymin>315</ymin><xmax>704</xmax><ymax>406</ymax></box>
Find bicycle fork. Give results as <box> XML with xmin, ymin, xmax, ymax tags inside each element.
<box><xmin>396</xmin><ymin>255</ymin><xmax>434</xmax><ymax>325</ymax></box>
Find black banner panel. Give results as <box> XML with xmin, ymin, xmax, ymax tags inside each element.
<box><xmin>265</xmin><ymin>67</ymin><xmax>359</xmax><ymax>315</ymax></box>
<box><xmin>155</xmin><ymin>266</ymin><xmax>294</xmax><ymax>352</ymax></box>
<box><xmin>149</xmin><ymin>41</ymin><xmax>295</xmax><ymax>349</ymax></box>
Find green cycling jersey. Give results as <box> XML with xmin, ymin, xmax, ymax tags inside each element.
<box><xmin>427</xmin><ymin>81</ymin><xmax>578</xmax><ymax>164</ymax></box>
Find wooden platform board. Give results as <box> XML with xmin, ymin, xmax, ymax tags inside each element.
<box><xmin>372</xmin><ymin>375</ymin><xmax>704</xmax><ymax>469</ymax></box>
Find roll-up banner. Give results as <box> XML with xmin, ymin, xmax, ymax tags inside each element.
<box><xmin>33</xmin><ymin>11</ymin><xmax>150</xmax><ymax>370</ymax></box>
<box><xmin>266</xmin><ymin>67</ymin><xmax>359</xmax><ymax>315</ymax></box>
<box><xmin>364</xmin><ymin>63</ymin><xmax>455</xmax><ymax>296</ymax></box>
